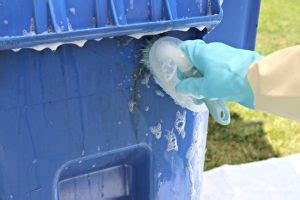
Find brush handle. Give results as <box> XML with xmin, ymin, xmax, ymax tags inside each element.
<box><xmin>204</xmin><ymin>99</ymin><xmax>230</xmax><ymax>125</ymax></box>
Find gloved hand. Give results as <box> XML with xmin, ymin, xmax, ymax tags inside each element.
<box><xmin>175</xmin><ymin>40</ymin><xmax>262</xmax><ymax>109</ymax></box>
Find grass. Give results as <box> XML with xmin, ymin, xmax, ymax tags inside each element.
<box><xmin>205</xmin><ymin>0</ymin><xmax>300</xmax><ymax>170</ymax></box>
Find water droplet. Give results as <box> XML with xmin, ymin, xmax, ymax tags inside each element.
<box><xmin>155</xmin><ymin>90</ymin><xmax>165</xmax><ymax>97</ymax></box>
<box><xmin>145</xmin><ymin>106</ymin><xmax>150</xmax><ymax>112</ymax></box>
<box><xmin>128</xmin><ymin>100</ymin><xmax>136</xmax><ymax>112</ymax></box>
<box><xmin>69</xmin><ymin>7</ymin><xmax>76</xmax><ymax>15</ymax></box>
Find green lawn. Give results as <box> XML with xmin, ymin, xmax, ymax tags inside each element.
<box><xmin>205</xmin><ymin>0</ymin><xmax>300</xmax><ymax>170</ymax></box>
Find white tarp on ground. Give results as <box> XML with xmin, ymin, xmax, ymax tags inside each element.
<box><xmin>201</xmin><ymin>154</ymin><xmax>300</xmax><ymax>200</ymax></box>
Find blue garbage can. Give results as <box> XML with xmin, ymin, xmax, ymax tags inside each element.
<box><xmin>0</xmin><ymin>0</ymin><xmax>261</xmax><ymax>199</ymax></box>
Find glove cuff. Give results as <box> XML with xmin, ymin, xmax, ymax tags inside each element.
<box><xmin>238</xmin><ymin>53</ymin><xmax>263</xmax><ymax>109</ymax></box>
<box><xmin>238</xmin><ymin>78</ymin><xmax>255</xmax><ymax>109</ymax></box>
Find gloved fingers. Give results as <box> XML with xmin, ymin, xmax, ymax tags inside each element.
<box><xmin>180</xmin><ymin>40</ymin><xmax>207</xmax><ymax>74</ymax></box>
<box><xmin>175</xmin><ymin>77</ymin><xmax>208</xmax><ymax>99</ymax></box>
<box><xmin>192</xmin><ymin>98</ymin><xmax>205</xmax><ymax>105</ymax></box>
<box><xmin>177</xmin><ymin>67</ymin><xmax>203</xmax><ymax>81</ymax></box>
<box><xmin>176</xmin><ymin>69</ymin><xmax>185</xmax><ymax>80</ymax></box>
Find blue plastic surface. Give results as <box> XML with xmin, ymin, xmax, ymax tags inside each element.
<box><xmin>0</xmin><ymin>31</ymin><xmax>209</xmax><ymax>200</ymax></box>
<box><xmin>0</xmin><ymin>0</ymin><xmax>261</xmax><ymax>199</ymax></box>
<box><xmin>204</xmin><ymin>0</ymin><xmax>261</xmax><ymax>50</ymax></box>
<box><xmin>0</xmin><ymin>0</ymin><xmax>222</xmax><ymax>50</ymax></box>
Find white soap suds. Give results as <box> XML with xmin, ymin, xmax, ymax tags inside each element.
<box><xmin>141</xmin><ymin>72</ymin><xmax>151</xmax><ymax>88</ymax></box>
<box><xmin>128</xmin><ymin>100</ymin><xmax>136</xmax><ymax>112</ymax></box>
<box><xmin>73</xmin><ymin>40</ymin><xmax>88</xmax><ymax>47</ymax></box>
<box><xmin>158</xmin><ymin>172</ymin><xmax>162</xmax><ymax>178</ymax></box>
<box><xmin>196</xmin><ymin>26</ymin><xmax>206</xmax><ymax>31</ymax></box>
<box><xmin>165</xmin><ymin>129</ymin><xmax>178</xmax><ymax>152</ymax></box>
<box><xmin>12</xmin><ymin>40</ymin><xmax>88</xmax><ymax>52</ymax></box>
<box><xmin>149</xmin><ymin>123</ymin><xmax>162</xmax><ymax>139</ymax></box>
<box><xmin>11</xmin><ymin>26</ymin><xmax>205</xmax><ymax>52</ymax></box>
<box><xmin>69</xmin><ymin>7</ymin><xmax>76</xmax><ymax>15</ymax></box>
<box><xmin>155</xmin><ymin>90</ymin><xmax>165</xmax><ymax>97</ymax></box>
<box><xmin>186</xmin><ymin>114</ymin><xmax>206</xmax><ymax>200</ymax></box>
<box><xmin>22</xmin><ymin>29</ymin><xmax>35</xmax><ymax>36</ymax></box>
<box><xmin>129</xmin><ymin>29</ymin><xmax>171</xmax><ymax>39</ymax></box>
<box><xmin>174</xmin><ymin>110</ymin><xmax>187</xmax><ymax>139</ymax></box>
<box><xmin>175</xmin><ymin>27</ymin><xmax>190</xmax><ymax>32</ymax></box>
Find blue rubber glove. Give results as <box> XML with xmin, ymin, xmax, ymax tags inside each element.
<box><xmin>175</xmin><ymin>40</ymin><xmax>262</xmax><ymax>109</ymax></box>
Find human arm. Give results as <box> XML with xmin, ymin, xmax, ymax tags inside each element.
<box><xmin>175</xmin><ymin>40</ymin><xmax>300</xmax><ymax>121</ymax></box>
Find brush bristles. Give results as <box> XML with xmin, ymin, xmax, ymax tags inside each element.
<box><xmin>140</xmin><ymin>37</ymin><xmax>159</xmax><ymax>68</ymax></box>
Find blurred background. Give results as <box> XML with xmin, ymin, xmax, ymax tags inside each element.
<box><xmin>205</xmin><ymin>0</ymin><xmax>300</xmax><ymax>170</ymax></box>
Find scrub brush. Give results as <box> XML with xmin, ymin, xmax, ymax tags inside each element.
<box><xmin>141</xmin><ymin>36</ymin><xmax>230</xmax><ymax>125</ymax></box>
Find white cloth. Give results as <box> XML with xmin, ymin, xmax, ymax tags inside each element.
<box><xmin>201</xmin><ymin>154</ymin><xmax>300</xmax><ymax>200</ymax></box>
<box><xmin>248</xmin><ymin>46</ymin><xmax>300</xmax><ymax>121</ymax></box>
